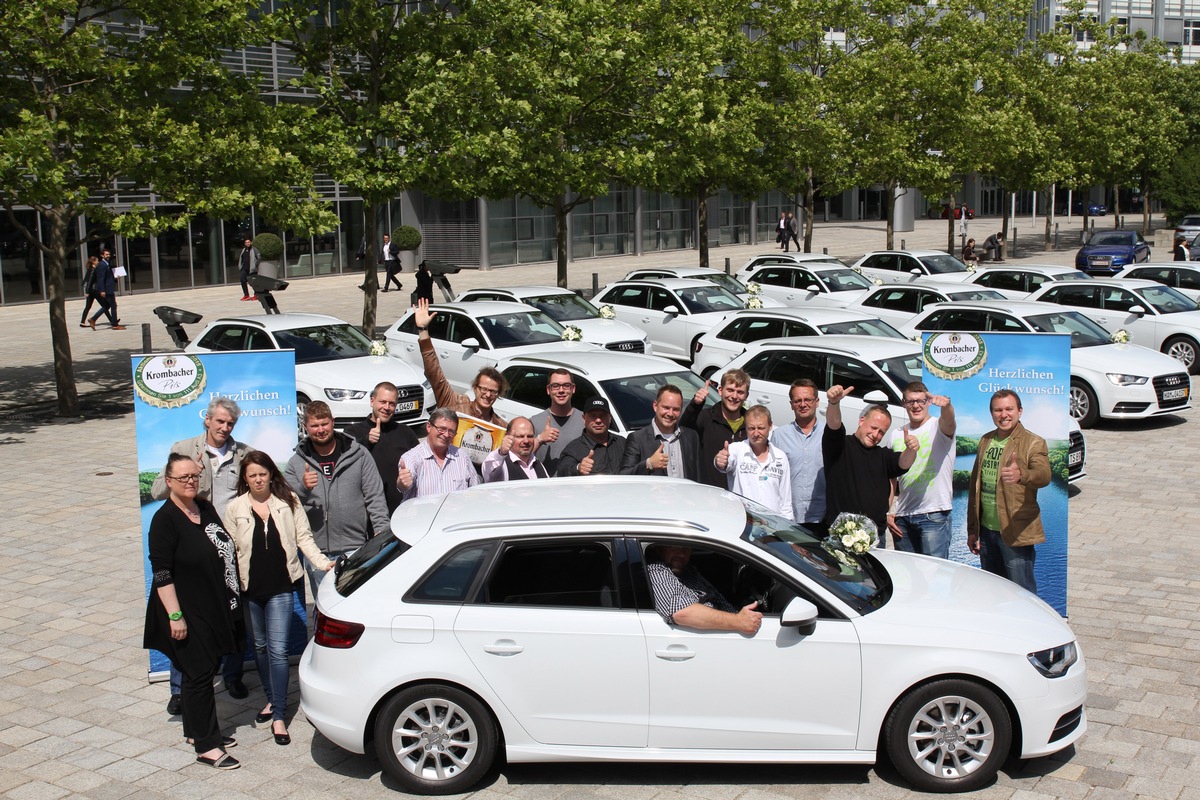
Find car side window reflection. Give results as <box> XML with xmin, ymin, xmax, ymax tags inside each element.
<box><xmin>409</xmin><ymin>544</ymin><xmax>491</xmax><ymax>603</ymax></box>
<box><xmin>481</xmin><ymin>541</ymin><xmax>617</xmax><ymax>609</ymax></box>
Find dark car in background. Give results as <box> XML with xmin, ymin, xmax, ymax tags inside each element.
<box><xmin>1075</xmin><ymin>230</ymin><xmax>1150</xmax><ymax>276</ymax></box>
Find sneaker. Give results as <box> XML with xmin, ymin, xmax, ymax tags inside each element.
<box><xmin>167</xmin><ymin>694</ymin><xmax>182</xmax><ymax>715</ymax></box>
<box><xmin>250</xmin><ymin>295</ymin><xmax>257</xmax><ymax>301</ymax></box>
<box><xmin>241</xmin><ymin>295</ymin><xmax>252</xmax><ymax>301</ymax></box>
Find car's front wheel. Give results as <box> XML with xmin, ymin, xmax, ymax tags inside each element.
<box><xmin>1069</xmin><ymin>379</ymin><xmax>1099</xmax><ymax>428</ymax></box>
<box><xmin>883</xmin><ymin>678</ymin><xmax>1011</xmax><ymax>793</ymax></box>
<box><xmin>1163</xmin><ymin>335</ymin><xmax>1200</xmax><ymax>374</ymax></box>
<box><xmin>374</xmin><ymin>684</ymin><xmax>497</xmax><ymax>796</ymax></box>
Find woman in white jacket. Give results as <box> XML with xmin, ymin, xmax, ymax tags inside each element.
<box><xmin>225</xmin><ymin>451</ymin><xmax>333</xmax><ymax>746</ymax></box>
<box><xmin>714</xmin><ymin>405</ymin><xmax>794</xmax><ymax>520</ymax></box>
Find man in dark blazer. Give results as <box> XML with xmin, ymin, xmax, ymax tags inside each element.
<box><xmin>620</xmin><ymin>384</ymin><xmax>702</xmax><ymax>481</ymax></box>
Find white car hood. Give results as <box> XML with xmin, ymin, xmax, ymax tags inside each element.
<box><xmin>297</xmin><ymin>355</ymin><xmax>420</xmax><ymax>392</ymax></box>
<box><xmin>570</xmin><ymin>317</ymin><xmax>650</xmax><ymax>346</ymax></box>
<box><xmin>1072</xmin><ymin>342</ymin><xmax>1187</xmax><ymax>375</ymax></box>
<box><xmin>860</xmin><ymin>551</ymin><xmax>1075</xmax><ymax>653</ymax></box>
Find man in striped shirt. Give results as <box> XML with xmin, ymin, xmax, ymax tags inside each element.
<box><xmin>398</xmin><ymin>408</ymin><xmax>480</xmax><ymax>500</ymax></box>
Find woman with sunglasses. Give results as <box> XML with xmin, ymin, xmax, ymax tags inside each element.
<box><xmin>225</xmin><ymin>451</ymin><xmax>333</xmax><ymax>746</ymax></box>
<box><xmin>143</xmin><ymin>453</ymin><xmax>244</xmax><ymax>770</ymax></box>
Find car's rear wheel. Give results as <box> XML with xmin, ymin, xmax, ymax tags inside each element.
<box><xmin>1163</xmin><ymin>335</ymin><xmax>1200</xmax><ymax>374</ymax></box>
<box><xmin>1069</xmin><ymin>379</ymin><xmax>1099</xmax><ymax>428</ymax></box>
<box><xmin>374</xmin><ymin>684</ymin><xmax>497</xmax><ymax>796</ymax></box>
<box><xmin>883</xmin><ymin>678</ymin><xmax>1011</xmax><ymax>793</ymax></box>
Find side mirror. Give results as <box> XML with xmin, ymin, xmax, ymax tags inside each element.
<box><xmin>805</xmin><ymin>284</ymin><xmax>822</xmax><ymax>293</ymax></box>
<box><xmin>864</xmin><ymin>389</ymin><xmax>889</xmax><ymax>403</ymax></box>
<box><xmin>1128</xmin><ymin>305</ymin><xmax>1146</xmax><ymax>317</ymax></box>
<box><xmin>461</xmin><ymin>337</ymin><xmax>481</xmax><ymax>349</ymax></box>
<box><xmin>663</xmin><ymin>305</ymin><xmax>681</xmax><ymax>316</ymax></box>
<box><xmin>780</xmin><ymin>597</ymin><xmax>819</xmax><ymax>633</ymax></box>
<box><xmin>909</xmin><ymin>268</ymin><xmax>923</xmax><ymax>276</ymax></box>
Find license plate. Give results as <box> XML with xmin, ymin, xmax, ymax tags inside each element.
<box><xmin>1089</xmin><ymin>256</ymin><xmax>1112</xmax><ymax>266</ymax></box>
<box><xmin>1163</xmin><ymin>388</ymin><xmax>1188</xmax><ymax>400</ymax></box>
<box><xmin>396</xmin><ymin>400</ymin><xmax>419</xmax><ymax>413</ymax></box>
<box><xmin>1068</xmin><ymin>451</ymin><xmax>1082</xmax><ymax>466</ymax></box>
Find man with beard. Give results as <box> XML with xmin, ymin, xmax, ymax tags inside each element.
<box><xmin>285</xmin><ymin>401</ymin><xmax>390</xmax><ymax>597</ymax></box>
<box><xmin>344</xmin><ymin>382</ymin><xmax>420</xmax><ymax>513</ymax></box>
<box><xmin>822</xmin><ymin>386</ymin><xmax>918</xmax><ymax>546</ymax></box>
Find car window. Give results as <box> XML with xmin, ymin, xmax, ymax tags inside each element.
<box><xmin>1135</xmin><ymin>284</ymin><xmax>1197</xmax><ymax>314</ymax></box>
<box><xmin>821</xmin><ymin>269</ymin><xmax>872</xmax><ymax>291</ymax></box>
<box><xmin>481</xmin><ymin>541</ymin><xmax>618</xmax><ymax>609</ymax></box>
<box><xmin>875</xmin><ymin>353</ymin><xmax>924</xmax><ymax>394</ymax></box>
<box><xmin>1089</xmin><ymin>231</ymin><xmax>1134</xmax><ymax>246</ymax></box>
<box><xmin>756</xmin><ymin>349</ymin><xmax>824</xmax><ymax>386</ymax></box>
<box><xmin>818</xmin><ymin>318</ymin><xmax>906</xmax><ymax>339</ymax></box>
<box><xmin>460</xmin><ymin>292</ymin><xmax>507</xmax><ymax>302</ymax></box>
<box><xmin>1099</xmin><ymin>288</ymin><xmax>1138</xmax><ymax>312</ymax></box>
<box><xmin>676</xmin><ymin>285</ymin><xmax>744</xmax><ymax>313</ymax></box>
<box><xmin>780</xmin><ymin>320</ymin><xmax>821</xmax><ymax>337</ymax></box>
<box><xmin>501</xmin><ymin>366</ymin><xmax>600</xmax><ymax>410</ymax></box>
<box><xmin>862</xmin><ymin>288</ymin><xmax>918</xmax><ymax>313</ymax></box>
<box><xmin>1127</xmin><ymin>267</ymin><xmax>1171</xmax><ymax>283</ymax></box>
<box><xmin>639</xmin><ymin>540</ymin><xmax>799</xmax><ymax>619</ymax></box>
<box><xmin>976</xmin><ymin>271</ymin><xmax>1024</xmax><ymax>292</ymax></box>
<box><xmin>246</xmin><ymin>329</ymin><xmax>274</xmax><ymax>350</ymax></box>
<box><xmin>336</xmin><ymin>533</ymin><xmax>413</xmax><ymax>598</ymax></box>
<box><xmin>408</xmin><ymin>543</ymin><xmax>492</xmax><ymax>603</ymax></box>
<box><xmin>197</xmin><ymin>325</ymin><xmax>249</xmax><ymax>351</ymax></box>
<box><xmin>1026</xmin><ymin>311</ymin><xmax>1111</xmax><ymax>347</ymax></box>
<box><xmin>914</xmin><ymin>290</ymin><xmax>945</xmax><ymax>312</ymax></box>
<box><xmin>478</xmin><ymin>311</ymin><xmax>564</xmax><ymax>347</ymax></box>
<box><xmin>426</xmin><ymin>312</ymin><xmax>453</xmax><ymax>341</ymax></box>
<box><xmin>1177</xmin><ymin>270</ymin><xmax>1200</xmax><ymax>290</ymax></box>
<box><xmin>983</xmin><ymin>312</ymin><xmax>1028</xmax><ymax>332</ymax></box>
<box><xmin>599</xmin><ymin>369</ymin><xmax>712</xmax><ymax>430</ymax></box>
<box><xmin>827</xmin><ymin>356</ymin><xmax>888</xmax><ymax>399</ymax></box>
<box><xmin>603</xmin><ymin>286</ymin><xmax>649</xmax><ymax>309</ymax></box>
<box><xmin>751</xmin><ymin>267</ymin><xmax>794</xmax><ymax>287</ymax></box>
<box><xmin>1041</xmin><ymin>284</ymin><xmax>1100</xmax><ymax>308</ymax></box>
<box><xmin>861</xmin><ymin>254</ymin><xmax>897</xmax><ymax>271</ymax></box>
<box><xmin>918</xmin><ymin>254</ymin><xmax>970</xmax><ymax>275</ymax></box>
<box><xmin>629</xmin><ymin>271</ymin><xmax>669</xmax><ymax>280</ymax></box>
<box><xmin>648</xmin><ymin>287</ymin><xmax>677</xmax><ymax>312</ymax></box>
<box><xmin>529</xmin><ymin>293</ymin><xmax>598</xmax><ymax>322</ymax></box>
<box><xmin>446</xmin><ymin>313</ymin><xmax>484</xmax><ymax>345</ymax></box>
<box><xmin>793</xmin><ymin>270</ymin><xmax>822</xmax><ymax>292</ymax></box>
<box><xmin>726</xmin><ymin>318</ymin><xmax>785</xmax><ymax>342</ymax></box>
<box><xmin>704</xmin><ymin>273</ymin><xmax>749</xmax><ymax>295</ymax></box>
<box><xmin>274</xmin><ymin>324</ymin><xmax>373</xmax><ymax>364</ymax></box>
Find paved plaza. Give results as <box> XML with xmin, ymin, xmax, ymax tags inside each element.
<box><xmin>1</xmin><ymin>218</ymin><xmax>1197</xmax><ymax>799</ymax></box>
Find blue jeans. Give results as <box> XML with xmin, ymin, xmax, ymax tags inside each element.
<box><xmin>892</xmin><ymin>511</ymin><xmax>951</xmax><ymax>559</ymax></box>
<box><xmin>978</xmin><ymin>526</ymin><xmax>1037</xmax><ymax>593</ymax></box>
<box><xmin>248</xmin><ymin>592</ymin><xmax>293</xmax><ymax>721</ymax></box>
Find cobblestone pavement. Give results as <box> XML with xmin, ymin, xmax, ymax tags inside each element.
<box><xmin>2</xmin><ymin>218</ymin><xmax>1197</xmax><ymax>799</ymax></box>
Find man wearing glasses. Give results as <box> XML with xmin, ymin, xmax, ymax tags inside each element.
<box><xmin>530</xmin><ymin>368</ymin><xmax>584</xmax><ymax>475</ymax></box>
<box><xmin>150</xmin><ymin>397</ymin><xmax>255</xmax><ymax>710</ymax></box>
<box><xmin>398</xmin><ymin>408</ymin><xmax>481</xmax><ymax>499</ymax></box>
<box><xmin>412</xmin><ymin>299</ymin><xmax>507</xmax><ymax>426</ymax></box>
<box><xmin>770</xmin><ymin>379</ymin><xmax>828</xmax><ymax>534</ymax></box>
<box><xmin>885</xmin><ymin>382</ymin><xmax>956</xmax><ymax>558</ymax></box>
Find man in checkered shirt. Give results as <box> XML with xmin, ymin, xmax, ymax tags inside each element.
<box><xmin>645</xmin><ymin>544</ymin><xmax>763</xmax><ymax>634</ymax></box>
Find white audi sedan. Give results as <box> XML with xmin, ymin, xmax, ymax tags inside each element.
<box><xmin>300</xmin><ymin>478</ymin><xmax>1087</xmax><ymax>796</ymax></box>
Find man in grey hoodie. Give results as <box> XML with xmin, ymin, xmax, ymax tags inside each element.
<box><xmin>285</xmin><ymin>400</ymin><xmax>391</xmax><ymax>598</ymax></box>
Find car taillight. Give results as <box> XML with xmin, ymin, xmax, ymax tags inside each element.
<box><xmin>314</xmin><ymin>611</ymin><xmax>365</xmax><ymax>648</ymax></box>
<box><xmin>694</xmin><ymin>342</ymin><xmax>703</xmax><ymax>352</ymax></box>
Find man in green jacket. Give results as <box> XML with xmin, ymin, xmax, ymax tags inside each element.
<box><xmin>967</xmin><ymin>389</ymin><xmax>1051</xmax><ymax>593</ymax></box>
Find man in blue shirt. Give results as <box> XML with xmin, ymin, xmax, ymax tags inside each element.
<box><xmin>770</xmin><ymin>379</ymin><xmax>826</xmax><ymax>533</ymax></box>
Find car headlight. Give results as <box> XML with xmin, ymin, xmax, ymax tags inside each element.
<box><xmin>324</xmin><ymin>388</ymin><xmax>367</xmax><ymax>402</ymax></box>
<box><xmin>1028</xmin><ymin>641</ymin><xmax>1077</xmax><ymax>678</ymax></box>
<box><xmin>1106</xmin><ymin>373</ymin><xmax>1148</xmax><ymax>386</ymax></box>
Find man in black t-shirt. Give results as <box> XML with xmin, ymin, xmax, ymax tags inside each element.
<box><xmin>344</xmin><ymin>382</ymin><xmax>420</xmax><ymax>513</ymax></box>
<box><xmin>822</xmin><ymin>386</ymin><xmax>918</xmax><ymax>545</ymax></box>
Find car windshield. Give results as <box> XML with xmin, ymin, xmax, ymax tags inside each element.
<box><xmin>742</xmin><ymin>508</ymin><xmax>888</xmax><ymax>613</ymax></box>
<box><xmin>1025</xmin><ymin>311</ymin><xmax>1112</xmax><ymax>347</ymax></box>
<box><xmin>1137</xmin><ymin>284</ymin><xmax>1198</xmax><ymax>314</ymax></box>
<box><xmin>599</xmin><ymin>369</ymin><xmax>715</xmax><ymax>430</ymax></box>
<box><xmin>1180</xmin><ymin>216</ymin><xmax>1200</xmax><ymax>226</ymax></box>
<box><xmin>1089</xmin><ymin>231</ymin><xmax>1135</xmax><ymax>246</ymax></box>
<box><xmin>528</xmin><ymin>292</ymin><xmax>599</xmax><ymax>322</ymax></box>
<box><xmin>946</xmin><ymin>289</ymin><xmax>1007</xmax><ymax>301</ymax></box>
<box><xmin>918</xmin><ymin>254</ymin><xmax>970</xmax><ymax>274</ymax></box>
<box><xmin>676</xmin><ymin>285</ymin><xmax>745</xmax><ymax>313</ymax></box>
<box><xmin>818</xmin><ymin>318</ymin><xmax>907</xmax><ymax>339</ymax></box>
<box><xmin>1054</xmin><ymin>271</ymin><xmax>1093</xmax><ymax>281</ymax></box>
<box><xmin>875</xmin><ymin>353</ymin><xmax>924</xmax><ymax>393</ymax></box>
<box><xmin>701</xmin><ymin>273</ymin><xmax>750</xmax><ymax>295</ymax></box>
<box><xmin>274</xmin><ymin>324</ymin><xmax>374</xmax><ymax>364</ymax></box>
<box><xmin>479</xmin><ymin>311</ymin><xmax>565</xmax><ymax>347</ymax></box>
<box><xmin>819</xmin><ymin>268</ymin><xmax>873</xmax><ymax>291</ymax></box>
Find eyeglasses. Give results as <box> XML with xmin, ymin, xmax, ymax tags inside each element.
<box><xmin>430</xmin><ymin>425</ymin><xmax>457</xmax><ymax>436</ymax></box>
<box><xmin>168</xmin><ymin>474</ymin><xmax>201</xmax><ymax>484</ymax></box>
<box><xmin>904</xmin><ymin>398</ymin><xmax>929</xmax><ymax>407</ymax></box>
<box><xmin>548</xmin><ymin>383</ymin><xmax>574</xmax><ymax>390</ymax></box>
<box><xmin>474</xmin><ymin>387</ymin><xmax>500</xmax><ymax>398</ymax></box>
<box><xmin>790</xmin><ymin>397</ymin><xmax>817</xmax><ymax>406</ymax></box>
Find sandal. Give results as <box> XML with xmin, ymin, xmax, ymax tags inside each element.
<box><xmin>196</xmin><ymin>752</ymin><xmax>240</xmax><ymax>770</ymax></box>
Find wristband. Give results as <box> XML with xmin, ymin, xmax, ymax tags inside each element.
<box><xmin>416</xmin><ymin>325</ymin><xmax>428</xmax><ymax>332</ymax></box>
<box><xmin>168</xmin><ymin>611</ymin><xmax>183</xmax><ymax>621</ymax></box>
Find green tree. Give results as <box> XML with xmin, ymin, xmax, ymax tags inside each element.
<box><xmin>0</xmin><ymin>0</ymin><xmax>328</xmax><ymax>416</ymax></box>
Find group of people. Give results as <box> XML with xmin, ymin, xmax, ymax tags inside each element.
<box><xmin>961</xmin><ymin>231</ymin><xmax>1006</xmax><ymax>266</ymax></box>
<box><xmin>776</xmin><ymin>211</ymin><xmax>802</xmax><ymax>252</ymax></box>
<box><xmin>79</xmin><ymin>248</ymin><xmax>126</xmax><ymax>330</ymax></box>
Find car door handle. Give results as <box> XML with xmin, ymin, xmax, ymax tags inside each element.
<box><xmin>641</xmin><ymin>317</ymin><xmax>652</xmax><ymax>324</ymax></box>
<box><xmin>655</xmin><ymin>645</ymin><xmax>696</xmax><ymax>661</ymax></box>
<box><xmin>483</xmin><ymin>640</ymin><xmax>524</xmax><ymax>656</ymax></box>
<box><xmin>755</xmin><ymin>395</ymin><xmax>770</xmax><ymax>404</ymax></box>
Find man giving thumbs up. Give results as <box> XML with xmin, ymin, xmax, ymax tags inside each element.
<box><xmin>967</xmin><ymin>389</ymin><xmax>1051</xmax><ymax>593</ymax></box>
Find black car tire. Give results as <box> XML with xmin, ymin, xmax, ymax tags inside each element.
<box><xmin>884</xmin><ymin>678</ymin><xmax>1012</xmax><ymax>793</ymax></box>
<box><xmin>1069</xmin><ymin>379</ymin><xmax>1099</xmax><ymax>428</ymax></box>
<box><xmin>1164</xmin><ymin>335</ymin><xmax>1200</xmax><ymax>375</ymax></box>
<box><xmin>374</xmin><ymin>684</ymin><xmax>498</xmax><ymax>796</ymax></box>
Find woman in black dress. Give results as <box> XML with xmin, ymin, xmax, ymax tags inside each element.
<box><xmin>144</xmin><ymin>453</ymin><xmax>244</xmax><ymax>770</ymax></box>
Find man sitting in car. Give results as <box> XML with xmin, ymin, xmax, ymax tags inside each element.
<box><xmin>645</xmin><ymin>544</ymin><xmax>762</xmax><ymax>634</ymax></box>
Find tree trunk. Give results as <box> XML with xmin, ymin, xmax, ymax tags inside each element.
<box><xmin>1043</xmin><ymin>185</ymin><xmax>1054</xmax><ymax>251</ymax></box>
<box><xmin>1141</xmin><ymin>178</ymin><xmax>1152</xmax><ymax>236</ymax></box>
<box><xmin>1112</xmin><ymin>184</ymin><xmax>1121</xmax><ymax>229</ymax></box>
<box><xmin>555</xmin><ymin>200</ymin><xmax>569</xmax><ymax>289</ymax></box>
<box><xmin>46</xmin><ymin>206</ymin><xmax>80</xmax><ymax>416</ymax></box>
<box><xmin>946</xmin><ymin>196</ymin><xmax>956</xmax><ymax>253</ymax></box>
<box><xmin>697</xmin><ymin>185</ymin><xmax>709</xmax><ymax>270</ymax></box>
<box><xmin>803</xmin><ymin>167</ymin><xmax>816</xmax><ymax>253</ymax></box>
<box><xmin>885</xmin><ymin>180</ymin><xmax>897</xmax><ymax>250</ymax></box>
<box><xmin>1000</xmin><ymin>190</ymin><xmax>1011</xmax><ymax>260</ymax></box>
<box><xmin>360</xmin><ymin>199</ymin><xmax>380</xmax><ymax>336</ymax></box>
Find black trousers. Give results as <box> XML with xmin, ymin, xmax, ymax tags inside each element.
<box><xmin>383</xmin><ymin>260</ymin><xmax>402</xmax><ymax>290</ymax></box>
<box><xmin>240</xmin><ymin>267</ymin><xmax>251</xmax><ymax>296</ymax></box>
<box><xmin>179</xmin><ymin>659</ymin><xmax>223</xmax><ymax>753</ymax></box>
<box><xmin>80</xmin><ymin>291</ymin><xmax>100</xmax><ymax>324</ymax></box>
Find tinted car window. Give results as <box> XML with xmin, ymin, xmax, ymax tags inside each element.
<box><xmin>246</xmin><ymin>329</ymin><xmax>274</xmax><ymax>350</ymax></box>
<box><xmin>828</xmin><ymin>356</ymin><xmax>887</xmax><ymax>399</ymax></box>
<box><xmin>478</xmin><ymin>311</ymin><xmax>563</xmax><ymax>347</ymax></box>
<box><xmin>641</xmin><ymin>540</ymin><xmax>794</xmax><ymax>618</ymax></box>
<box><xmin>409</xmin><ymin>544</ymin><xmax>492</xmax><ymax>603</ymax></box>
<box><xmin>818</xmin><ymin>319</ymin><xmax>905</xmax><ymax>339</ymax></box>
<box><xmin>648</xmin><ymin>287</ymin><xmax>677</xmax><ymax>312</ymax></box>
<box><xmin>977</xmin><ymin>271</ymin><xmax>1024</xmax><ymax>292</ymax></box>
<box><xmin>1041</xmin><ymin>284</ymin><xmax>1100</xmax><ymax>308</ymax></box>
<box><xmin>600</xmin><ymin>369</ymin><xmax>712</xmax><ymax>430</ymax></box>
<box><xmin>502</xmin><ymin>366</ymin><xmax>600</xmax><ymax>410</ymax></box>
<box><xmin>603</xmin><ymin>286</ymin><xmax>649</xmax><ymax>308</ymax></box>
<box><xmin>821</xmin><ymin>269</ymin><xmax>873</xmax><ymax>291</ymax></box>
<box><xmin>862</xmin><ymin>288</ymin><xmax>919</xmax><ymax>313</ymax></box>
<box><xmin>723</xmin><ymin>318</ymin><xmax>785</xmax><ymax>342</ymax></box>
<box><xmin>861</xmin><ymin>254</ymin><xmax>898</xmax><ymax>271</ymax></box>
<box><xmin>760</xmin><ymin>350</ymin><xmax>824</xmax><ymax>385</ymax></box>
<box><xmin>197</xmin><ymin>325</ymin><xmax>249</xmax><ymax>351</ymax></box>
<box><xmin>482</xmin><ymin>541</ymin><xmax>617</xmax><ymax>608</ymax></box>
<box><xmin>336</xmin><ymin>534</ymin><xmax>412</xmax><ymax>597</ymax></box>
<box><xmin>752</xmin><ymin>267</ymin><xmax>794</xmax><ymax>287</ymax></box>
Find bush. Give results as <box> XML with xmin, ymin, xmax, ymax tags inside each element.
<box><xmin>391</xmin><ymin>225</ymin><xmax>422</xmax><ymax>251</ymax></box>
<box><xmin>253</xmin><ymin>232</ymin><xmax>284</xmax><ymax>260</ymax></box>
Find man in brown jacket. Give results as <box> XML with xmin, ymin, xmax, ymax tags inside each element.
<box><xmin>966</xmin><ymin>389</ymin><xmax>1051</xmax><ymax>593</ymax></box>
<box><xmin>412</xmin><ymin>299</ymin><xmax>507</xmax><ymax>427</ymax></box>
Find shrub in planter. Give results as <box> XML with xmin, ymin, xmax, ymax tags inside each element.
<box><xmin>391</xmin><ymin>225</ymin><xmax>422</xmax><ymax>251</ymax></box>
<box><xmin>253</xmin><ymin>232</ymin><xmax>284</xmax><ymax>261</ymax></box>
